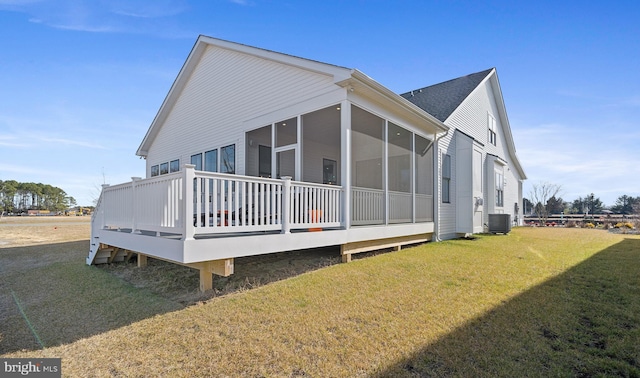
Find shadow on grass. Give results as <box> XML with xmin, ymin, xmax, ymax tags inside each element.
<box><xmin>0</xmin><ymin>240</ymin><xmax>183</xmax><ymax>355</ymax></box>
<box><xmin>375</xmin><ymin>238</ymin><xmax>640</xmax><ymax>377</ymax></box>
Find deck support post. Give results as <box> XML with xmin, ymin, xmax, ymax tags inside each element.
<box><xmin>137</xmin><ymin>253</ymin><xmax>148</xmax><ymax>268</ymax></box>
<box><xmin>200</xmin><ymin>269</ymin><xmax>213</xmax><ymax>292</ymax></box>
<box><xmin>196</xmin><ymin>259</ymin><xmax>234</xmax><ymax>292</ymax></box>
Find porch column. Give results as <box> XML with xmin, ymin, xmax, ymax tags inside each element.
<box><xmin>281</xmin><ymin>176</ymin><xmax>292</xmax><ymax>234</ymax></box>
<box><xmin>183</xmin><ymin>164</ymin><xmax>196</xmax><ymax>241</ymax></box>
<box><xmin>100</xmin><ymin>184</ymin><xmax>109</xmax><ymax>230</ymax></box>
<box><xmin>340</xmin><ymin>100</ymin><xmax>351</xmax><ymax>229</ymax></box>
<box><xmin>131</xmin><ymin>177</ymin><xmax>141</xmax><ymax>234</ymax></box>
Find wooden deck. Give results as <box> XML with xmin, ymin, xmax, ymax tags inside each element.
<box><xmin>88</xmin><ymin>165</ymin><xmax>434</xmax><ymax>291</ymax></box>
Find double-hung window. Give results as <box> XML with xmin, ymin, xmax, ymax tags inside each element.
<box><xmin>442</xmin><ymin>154</ymin><xmax>451</xmax><ymax>203</ymax></box>
<box><xmin>488</xmin><ymin>113</ymin><xmax>497</xmax><ymax>146</ymax></box>
<box><xmin>495</xmin><ymin>171</ymin><xmax>504</xmax><ymax>207</ymax></box>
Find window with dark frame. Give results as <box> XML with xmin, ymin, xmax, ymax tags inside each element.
<box><xmin>220</xmin><ymin>144</ymin><xmax>235</xmax><ymax>174</ymax></box>
<box><xmin>488</xmin><ymin>113</ymin><xmax>497</xmax><ymax>146</ymax></box>
<box><xmin>170</xmin><ymin>159</ymin><xmax>180</xmax><ymax>173</ymax></box>
<box><xmin>259</xmin><ymin>145</ymin><xmax>272</xmax><ymax>178</ymax></box>
<box><xmin>159</xmin><ymin>162</ymin><xmax>169</xmax><ymax>175</ymax></box>
<box><xmin>204</xmin><ymin>149</ymin><xmax>218</xmax><ymax>172</ymax></box>
<box><xmin>191</xmin><ymin>153</ymin><xmax>202</xmax><ymax>171</ymax></box>
<box><xmin>323</xmin><ymin>158</ymin><xmax>337</xmax><ymax>185</ymax></box>
<box><xmin>496</xmin><ymin>171</ymin><xmax>504</xmax><ymax>207</ymax></box>
<box><xmin>442</xmin><ymin>153</ymin><xmax>451</xmax><ymax>203</ymax></box>
<box><xmin>151</xmin><ymin>165</ymin><xmax>159</xmax><ymax>177</ymax></box>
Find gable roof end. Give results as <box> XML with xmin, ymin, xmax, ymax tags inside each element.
<box><xmin>136</xmin><ymin>35</ymin><xmax>354</xmax><ymax>157</ymax></box>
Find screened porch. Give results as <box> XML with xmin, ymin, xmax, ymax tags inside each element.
<box><xmin>244</xmin><ymin>103</ymin><xmax>435</xmax><ymax>228</ymax></box>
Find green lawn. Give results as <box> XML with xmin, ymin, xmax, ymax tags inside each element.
<box><xmin>2</xmin><ymin>227</ymin><xmax>639</xmax><ymax>377</ymax></box>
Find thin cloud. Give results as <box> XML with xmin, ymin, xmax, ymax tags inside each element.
<box><xmin>1</xmin><ymin>0</ymin><xmax>188</xmax><ymax>34</ymax></box>
<box><xmin>38</xmin><ymin>137</ymin><xmax>106</xmax><ymax>149</ymax></box>
<box><xmin>0</xmin><ymin>135</ymin><xmax>32</xmax><ymax>148</ymax></box>
<box><xmin>229</xmin><ymin>0</ymin><xmax>254</xmax><ymax>5</ymax></box>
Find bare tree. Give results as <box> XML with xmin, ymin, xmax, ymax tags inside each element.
<box><xmin>529</xmin><ymin>182</ymin><xmax>562</xmax><ymax>226</ymax></box>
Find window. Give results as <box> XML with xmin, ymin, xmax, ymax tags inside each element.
<box><xmin>191</xmin><ymin>153</ymin><xmax>202</xmax><ymax>171</ymax></box>
<box><xmin>220</xmin><ymin>144</ymin><xmax>235</xmax><ymax>174</ymax></box>
<box><xmin>442</xmin><ymin>154</ymin><xmax>451</xmax><ymax>203</ymax></box>
<box><xmin>159</xmin><ymin>162</ymin><xmax>169</xmax><ymax>175</ymax></box>
<box><xmin>323</xmin><ymin>158</ymin><xmax>337</xmax><ymax>184</ymax></box>
<box><xmin>170</xmin><ymin>159</ymin><xmax>180</xmax><ymax>173</ymax></box>
<box><xmin>496</xmin><ymin>171</ymin><xmax>504</xmax><ymax>207</ymax></box>
<box><xmin>259</xmin><ymin>145</ymin><xmax>271</xmax><ymax>178</ymax></box>
<box><xmin>488</xmin><ymin>113</ymin><xmax>497</xmax><ymax>146</ymax></box>
<box><xmin>151</xmin><ymin>165</ymin><xmax>159</xmax><ymax>177</ymax></box>
<box><xmin>204</xmin><ymin>149</ymin><xmax>217</xmax><ymax>172</ymax></box>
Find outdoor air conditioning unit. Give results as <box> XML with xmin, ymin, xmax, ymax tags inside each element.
<box><xmin>488</xmin><ymin>214</ymin><xmax>511</xmax><ymax>234</ymax></box>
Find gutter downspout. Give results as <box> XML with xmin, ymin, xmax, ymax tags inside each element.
<box><xmin>432</xmin><ymin>129</ymin><xmax>449</xmax><ymax>242</ymax></box>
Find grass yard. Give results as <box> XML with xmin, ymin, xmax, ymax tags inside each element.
<box><xmin>1</xmin><ymin>218</ymin><xmax>639</xmax><ymax>377</ymax></box>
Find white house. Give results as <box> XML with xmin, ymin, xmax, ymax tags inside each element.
<box><xmin>87</xmin><ymin>35</ymin><xmax>525</xmax><ymax>291</ymax></box>
<box><xmin>401</xmin><ymin>68</ymin><xmax>527</xmax><ymax>238</ymax></box>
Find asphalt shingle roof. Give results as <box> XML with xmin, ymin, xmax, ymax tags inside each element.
<box><xmin>400</xmin><ymin>68</ymin><xmax>494</xmax><ymax>122</ymax></box>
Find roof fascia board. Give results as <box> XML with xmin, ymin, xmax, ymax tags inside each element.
<box><xmin>137</xmin><ymin>38</ymin><xmax>207</xmax><ymax>156</ymax></box>
<box><xmin>198</xmin><ymin>35</ymin><xmax>352</xmax><ymax>83</ymax></box>
<box><xmin>487</xmin><ymin>73</ymin><xmax>527</xmax><ymax>179</ymax></box>
<box><xmin>443</xmin><ymin>68</ymin><xmax>495</xmax><ymax>124</ymax></box>
<box><xmin>342</xmin><ymin>70</ymin><xmax>449</xmax><ymax>134</ymax></box>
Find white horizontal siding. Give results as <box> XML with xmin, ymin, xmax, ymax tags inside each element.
<box><xmin>445</xmin><ymin>77</ymin><xmax>524</xmax><ymax>233</ymax></box>
<box><xmin>438</xmin><ymin>130</ymin><xmax>457</xmax><ymax>240</ymax></box>
<box><xmin>146</xmin><ymin>45</ymin><xmax>337</xmax><ymax>176</ymax></box>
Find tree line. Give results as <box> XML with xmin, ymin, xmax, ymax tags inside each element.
<box><xmin>0</xmin><ymin>180</ymin><xmax>76</xmax><ymax>213</ymax></box>
<box><xmin>526</xmin><ymin>182</ymin><xmax>640</xmax><ymax>225</ymax></box>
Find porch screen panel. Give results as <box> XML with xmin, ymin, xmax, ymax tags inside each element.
<box><xmin>276</xmin><ymin>117</ymin><xmax>297</xmax><ymax>147</ymax></box>
<box><xmin>351</xmin><ymin>105</ymin><xmax>384</xmax><ymax>225</ymax></box>
<box><xmin>388</xmin><ymin>122</ymin><xmax>412</xmax><ymax>223</ymax></box>
<box><xmin>302</xmin><ymin>105</ymin><xmax>341</xmax><ymax>185</ymax></box>
<box><xmin>415</xmin><ymin>135</ymin><xmax>434</xmax><ymax>221</ymax></box>
<box><xmin>246</xmin><ymin>125</ymin><xmax>272</xmax><ymax>178</ymax></box>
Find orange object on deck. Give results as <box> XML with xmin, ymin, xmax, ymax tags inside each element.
<box><xmin>308</xmin><ymin>209</ymin><xmax>323</xmax><ymax>232</ymax></box>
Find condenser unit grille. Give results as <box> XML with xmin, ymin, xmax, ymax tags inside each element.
<box><xmin>488</xmin><ymin>214</ymin><xmax>511</xmax><ymax>234</ymax></box>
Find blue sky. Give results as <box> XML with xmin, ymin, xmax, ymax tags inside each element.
<box><xmin>1</xmin><ymin>0</ymin><xmax>639</xmax><ymax>207</ymax></box>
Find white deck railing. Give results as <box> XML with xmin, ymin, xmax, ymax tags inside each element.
<box><xmin>94</xmin><ymin>165</ymin><xmax>343</xmax><ymax>239</ymax></box>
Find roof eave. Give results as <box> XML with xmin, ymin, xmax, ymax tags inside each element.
<box><xmin>487</xmin><ymin>72</ymin><xmax>527</xmax><ymax>180</ymax></box>
<box><xmin>343</xmin><ymin>70</ymin><xmax>449</xmax><ymax>134</ymax></box>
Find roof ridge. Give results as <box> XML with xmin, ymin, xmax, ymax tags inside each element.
<box><xmin>399</xmin><ymin>68</ymin><xmax>494</xmax><ymax>122</ymax></box>
<box><xmin>401</xmin><ymin>68</ymin><xmax>494</xmax><ymax>96</ymax></box>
